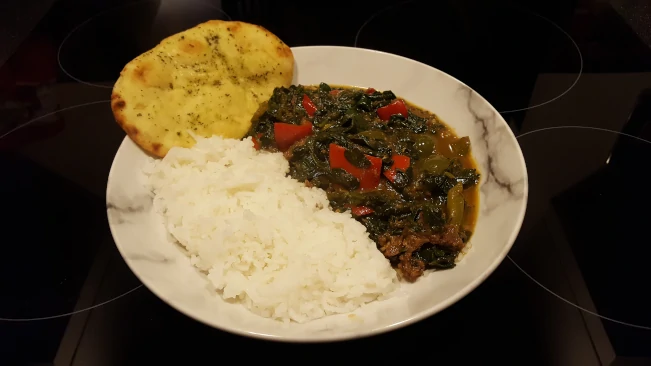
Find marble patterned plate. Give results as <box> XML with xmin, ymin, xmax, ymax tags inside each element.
<box><xmin>106</xmin><ymin>46</ymin><xmax>528</xmax><ymax>342</ymax></box>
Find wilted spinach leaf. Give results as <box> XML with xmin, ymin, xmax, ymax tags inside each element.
<box><xmin>329</xmin><ymin>168</ymin><xmax>360</xmax><ymax>190</ymax></box>
<box><xmin>414</xmin><ymin>244</ymin><xmax>458</xmax><ymax>269</ymax></box>
<box><xmin>344</xmin><ymin>148</ymin><xmax>371</xmax><ymax>169</ymax></box>
<box><xmin>319</xmin><ymin>82</ymin><xmax>332</xmax><ymax>92</ymax></box>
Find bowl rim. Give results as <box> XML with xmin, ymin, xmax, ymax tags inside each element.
<box><xmin>107</xmin><ymin>45</ymin><xmax>529</xmax><ymax>342</ymax></box>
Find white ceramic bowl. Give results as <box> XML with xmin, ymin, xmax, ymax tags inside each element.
<box><xmin>107</xmin><ymin>46</ymin><xmax>528</xmax><ymax>342</ymax></box>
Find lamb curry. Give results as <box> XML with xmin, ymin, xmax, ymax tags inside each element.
<box><xmin>247</xmin><ymin>83</ymin><xmax>480</xmax><ymax>281</ymax></box>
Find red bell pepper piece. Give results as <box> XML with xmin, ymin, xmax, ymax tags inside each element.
<box><xmin>329</xmin><ymin>89</ymin><xmax>341</xmax><ymax>96</ymax></box>
<box><xmin>383</xmin><ymin>154</ymin><xmax>411</xmax><ymax>182</ymax></box>
<box><xmin>302</xmin><ymin>94</ymin><xmax>317</xmax><ymax>117</ymax></box>
<box><xmin>366</xmin><ymin>87</ymin><xmax>376</xmax><ymax>94</ymax></box>
<box><xmin>329</xmin><ymin>143</ymin><xmax>382</xmax><ymax>190</ymax></box>
<box><xmin>377</xmin><ymin>99</ymin><xmax>408</xmax><ymax>121</ymax></box>
<box><xmin>273</xmin><ymin>121</ymin><xmax>313</xmax><ymax>152</ymax></box>
<box><xmin>350</xmin><ymin>206</ymin><xmax>374</xmax><ymax>216</ymax></box>
<box><xmin>251</xmin><ymin>133</ymin><xmax>262</xmax><ymax>150</ymax></box>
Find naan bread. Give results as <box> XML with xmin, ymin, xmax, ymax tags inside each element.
<box><xmin>111</xmin><ymin>20</ymin><xmax>294</xmax><ymax>157</ymax></box>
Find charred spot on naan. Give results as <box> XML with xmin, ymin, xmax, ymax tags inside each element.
<box><xmin>111</xmin><ymin>95</ymin><xmax>126</xmax><ymax>126</ymax></box>
<box><xmin>111</xmin><ymin>94</ymin><xmax>143</xmax><ymax>143</ymax></box>
<box><xmin>133</xmin><ymin>64</ymin><xmax>148</xmax><ymax>83</ymax></box>
<box><xmin>276</xmin><ymin>45</ymin><xmax>292</xmax><ymax>59</ymax></box>
<box><xmin>125</xmin><ymin>125</ymin><xmax>139</xmax><ymax>137</ymax></box>
<box><xmin>152</xmin><ymin>142</ymin><xmax>163</xmax><ymax>154</ymax></box>
<box><xmin>179</xmin><ymin>38</ymin><xmax>207</xmax><ymax>54</ymax></box>
<box><xmin>113</xmin><ymin>99</ymin><xmax>126</xmax><ymax>110</ymax></box>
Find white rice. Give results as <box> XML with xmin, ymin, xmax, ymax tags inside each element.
<box><xmin>144</xmin><ymin>135</ymin><xmax>398</xmax><ymax>323</ymax></box>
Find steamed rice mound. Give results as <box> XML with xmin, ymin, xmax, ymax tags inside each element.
<box><xmin>145</xmin><ymin>135</ymin><xmax>398</xmax><ymax>323</ymax></box>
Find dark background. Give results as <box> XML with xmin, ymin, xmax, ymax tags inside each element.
<box><xmin>1</xmin><ymin>0</ymin><xmax>650</xmax><ymax>365</ymax></box>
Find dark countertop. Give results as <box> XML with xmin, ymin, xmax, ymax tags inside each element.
<box><xmin>2</xmin><ymin>0</ymin><xmax>650</xmax><ymax>365</ymax></box>
<box><xmin>0</xmin><ymin>0</ymin><xmax>55</xmax><ymax>66</ymax></box>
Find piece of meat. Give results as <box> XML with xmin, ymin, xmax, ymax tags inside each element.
<box><xmin>403</xmin><ymin>182</ymin><xmax>428</xmax><ymax>200</ymax></box>
<box><xmin>380</xmin><ymin>225</ymin><xmax>464</xmax><ymax>258</ymax></box>
<box><xmin>379</xmin><ymin>230</ymin><xmax>429</xmax><ymax>258</ymax></box>
<box><xmin>402</xmin><ymin>233</ymin><xmax>430</xmax><ymax>252</ymax></box>
<box><xmin>397</xmin><ymin>252</ymin><xmax>425</xmax><ymax>282</ymax></box>
<box><xmin>380</xmin><ymin>224</ymin><xmax>465</xmax><ymax>281</ymax></box>
<box><xmin>379</xmin><ymin>234</ymin><xmax>402</xmax><ymax>257</ymax></box>
<box><xmin>431</xmin><ymin>225</ymin><xmax>464</xmax><ymax>251</ymax></box>
<box><xmin>400</xmin><ymin>225</ymin><xmax>465</xmax><ymax>252</ymax></box>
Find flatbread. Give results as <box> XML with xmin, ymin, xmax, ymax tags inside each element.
<box><xmin>111</xmin><ymin>20</ymin><xmax>294</xmax><ymax>157</ymax></box>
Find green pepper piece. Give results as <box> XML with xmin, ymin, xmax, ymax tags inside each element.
<box><xmin>419</xmin><ymin>155</ymin><xmax>450</xmax><ymax>175</ymax></box>
<box><xmin>359</xmin><ymin>130</ymin><xmax>385</xmax><ymax>141</ymax></box>
<box><xmin>414</xmin><ymin>135</ymin><xmax>435</xmax><ymax>158</ymax></box>
<box><xmin>446</xmin><ymin>182</ymin><xmax>464</xmax><ymax>227</ymax></box>
<box><xmin>451</xmin><ymin>136</ymin><xmax>470</xmax><ymax>156</ymax></box>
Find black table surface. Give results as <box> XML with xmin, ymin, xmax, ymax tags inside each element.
<box><xmin>2</xmin><ymin>0</ymin><xmax>651</xmax><ymax>365</ymax></box>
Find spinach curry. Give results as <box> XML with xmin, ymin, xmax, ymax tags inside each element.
<box><xmin>247</xmin><ymin>83</ymin><xmax>480</xmax><ymax>282</ymax></box>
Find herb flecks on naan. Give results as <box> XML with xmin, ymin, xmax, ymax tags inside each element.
<box><xmin>111</xmin><ymin>20</ymin><xmax>294</xmax><ymax>157</ymax></box>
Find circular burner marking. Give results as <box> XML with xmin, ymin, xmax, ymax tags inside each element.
<box><xmin>0</xmin><ymin>100</ymin><xmax>143</xmax><ymax>321</ymax></box>
<box><xmin>511</xmin><ymin>126</ymin><xmax>651</xmax><ymax>331</ymax></box>
<box><xmin>57</xmin><ymin>0</ymin><xmax>231</xmax><ymax>89</ymax></box>
<box><xmin>355</xmin><ymin>1</ymin><xmax>583</xmax><ymax>114</ymax></box>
